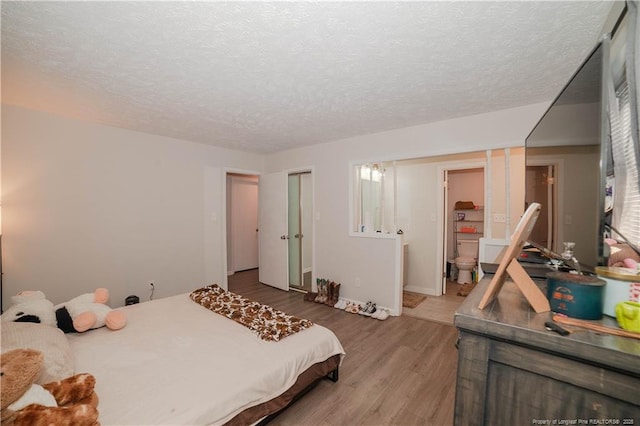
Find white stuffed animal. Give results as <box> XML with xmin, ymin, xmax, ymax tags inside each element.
<box><xmin>54</xmin><ymin>288</ymin><xmax>127</xmax><ymax>333</ymax></box>
<box><xmin>0</xmin><ymin>291</ymin><xmax>56</xmax><ymax>327</ymax></box>
<box><xmin>2</xmin><ymin>288</ymin><xmax>126</xmax><ymax>333</ymax></box>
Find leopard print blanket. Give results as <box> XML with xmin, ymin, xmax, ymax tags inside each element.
<box><xmin>189</xmin><ymin>284</ymin><xmax>313</xmax><ymax>342</ymax></box>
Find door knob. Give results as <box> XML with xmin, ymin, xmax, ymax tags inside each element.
<box><xmin>294</xmin><ymin>233</ymin><xmax>300</xmax><ymax>238</ymax></box>
<box><xmin>280</xmin><ymin>235</ymin><xmax>288</xmax><ymax>240</ymax></box>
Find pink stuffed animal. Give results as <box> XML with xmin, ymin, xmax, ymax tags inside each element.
<box><xmin>54</xmin><ymin>288</ymin><xmax>127</xmax><ymax>333</ymax></box>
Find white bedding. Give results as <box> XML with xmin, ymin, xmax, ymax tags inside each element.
<box><xmin>67</xmin><ymin>293</ymin><xmax>345</xmax><ymax>425</ymax></box>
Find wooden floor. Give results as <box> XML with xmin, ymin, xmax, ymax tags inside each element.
<box><xmin>402</xmin><ymin>280</ymin><xmax>467</xmax><ymax>325</ymax></box>
<box><xmin>228</xmin><ymin>269</ymin><xmax>458</xmax><ymax>426</ymax></box>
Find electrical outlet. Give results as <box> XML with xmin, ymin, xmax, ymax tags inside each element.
<box><xmin>355</xmin><ymin>277</ymin><xmax>361</xmax><ymax>288</ymax></box>
<box><xmin>493</xmin><ymin>213</ymin><xmax>506</xmax><ymax>223</ymax></box>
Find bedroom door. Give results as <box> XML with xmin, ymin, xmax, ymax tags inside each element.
<box><xmin>258</xmin><ymin>172</ymin><xmax>289</xmax><ymax>291</ymax></box>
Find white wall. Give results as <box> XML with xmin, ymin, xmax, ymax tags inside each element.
<box><xmin>395</xmin><ymin>149</ymin><xmax>523</xmax><ymax>296</ymax></box>
<box><xmin>266</xmin><ymin>103</ymin><xmax>546</xmax><ymax>310</ymax></box>
<box><xmin>396</xmin><ymin>161</ymin><xmax>440</xmax><ymax>295</ymax></box>
<box><xmin>2</xmin><ymin>105</ymin><xmax>264</xmax><ymax>309</ymax></box>
<box><xmin>2</xmin><ymin>101</ymin><xmax>546</xmax><ymax>313</ymax></box>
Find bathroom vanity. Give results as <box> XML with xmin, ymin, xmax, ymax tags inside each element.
<box><xmin>453</xmin><ymin>275</ymin><xmax>640</xmax><ymax>425</ymax></box>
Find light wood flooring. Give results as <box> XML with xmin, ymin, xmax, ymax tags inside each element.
<box><xmin>402</xmin><ymin>281</ymin><xmax>468</xmax><ymax>325</ymax></box>
<box><xmin>228</xmin><ymin>269</ymin><xmax>458</xmax><ymax>426</ymax></box>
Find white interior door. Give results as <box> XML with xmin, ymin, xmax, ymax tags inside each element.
<box><xmin>259</xmin><ymin>172</ymin><xmax>289</xmax><ymax>290</ymax></box>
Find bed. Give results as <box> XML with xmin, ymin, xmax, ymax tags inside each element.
<box><xmin>66</xmin><ymin>289</ymin><xmax>345</xmax><ymax>425</ymax></box>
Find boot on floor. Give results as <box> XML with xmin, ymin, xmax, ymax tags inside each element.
<box><xmin>324</xmin><ymin>281</ymin><xmax>334</xmax><ymax>306</ymax></box>
<box><xmin>324</xmin><ymin>281</ymin><xmax>335</xmax><ymax>306</ymax></box>
<box><xmin>327</xmin><ymin>282</ymin><xmax>340</xmax><ymax>306</ymax></box>
<box><xmin>314</xmin><ymin>279</ymin><xmax>326</xmax><ymax>303</ymax></box>
<box><xmin>320</xmin><ymin>279</ymin><xmax>328</xmax><ymax>303</ymax></box>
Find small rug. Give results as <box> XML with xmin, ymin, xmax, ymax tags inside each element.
<box><xmin>403</xmin><ymin>291</ymin><xmax>427</xmax><ymax>308</ymax></box>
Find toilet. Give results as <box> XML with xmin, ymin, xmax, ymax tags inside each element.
<box><xmin>455</xmin><ymin>240</ymin><xmax>479</xmax><ymax>284</ymax></box>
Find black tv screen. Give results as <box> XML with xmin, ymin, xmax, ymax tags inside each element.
<box><xmin>525</xmin><ymin>41</ymin><xmax>605</xmax><ymax>269</ymax></box>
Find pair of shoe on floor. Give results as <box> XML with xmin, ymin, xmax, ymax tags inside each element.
<box><xmin>313</xmin><ymin>279</ymin><xmax>341</xmax><ymax>306</ymax></box>
<box><xmin>342</xmin><ymin>301</ymin><xmax>360</xmax><ymax>314</ymax></box>
<box><xmin>359</xmin><ymin>301</ymin><xmax>390</xmax><ymax>320</ymax></box>
<box><xmin>334</xmin><ymin>299</ymin><xmax>389</xmax><ymax>320</ymax></box>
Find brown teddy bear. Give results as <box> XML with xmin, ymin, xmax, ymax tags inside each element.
<box><xmin>607</xmin><ymin>241</ymin><xmax>640</xmax><ymax>269</ymax></box>
<box><xmin>1</xmin><ymin>349</ymin><xmax>99</xmax><ymax>426</ymax></box>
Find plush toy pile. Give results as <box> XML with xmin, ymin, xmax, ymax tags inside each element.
<box><xmin>0</xmin><ymin>289</ymin><xmax>121</xmax><ymax>425</ymax></box>
<box><xmin>1</xmin><ymin>288</ymin><xmax>126</xmax><ymax>333</ymax></box>
<box><xmin>0</xmin><ymin>349</ymin><xmax>99</xmax><ymax>426</ymax></box>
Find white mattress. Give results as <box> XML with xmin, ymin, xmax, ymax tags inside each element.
<box><xmin>67</xmin><ymin>293</ymin><xmax>345</xmax><ymax>425</ymax></box>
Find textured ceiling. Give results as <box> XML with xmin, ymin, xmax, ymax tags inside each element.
<box><xmin>1</xmin><ymin>1</ymin><xmax>614</xmax><ymax>154</ymax></box>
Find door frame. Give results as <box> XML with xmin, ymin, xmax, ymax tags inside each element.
<box><xmin>222</xmin><ymin>167</ymin><xmax>262</xmax><ymax>290</ymax></box>
<box><xmin>285</xmin><ymin>167</ymin><xmax>315</xmax><ymax>292</ymax></box>
<box><xmin>231</xmin><ymin>166</ymin><xmax>313</xmax><ymax>293</ymax></box>
<box><xmin>526</xmin><ymin>157</ymin><xmax>564</xmax><ymax>254</ymax></box>
<box><xmin>288</xmin><ymin>171</ymin><xmax>313</xmax><ymax>290</ymax></box>
<box><xmin>436</xmin><ymin>161</ymin><xmax>487</xmax><ymax>296</ymax></box>
<box><xmin>229</xmin><ymin>174</ymin><xmax>259</xmax><ymax>273</ymax></box>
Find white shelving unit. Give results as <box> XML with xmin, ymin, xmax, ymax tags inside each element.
<box><xmin>453</xmin><ymin>208</ymin><xmax>484</xmax><ymax>257</ymax></box>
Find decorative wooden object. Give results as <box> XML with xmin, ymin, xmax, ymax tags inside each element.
<box><xmin>552</xmin><ymin>314</ymin><xmax>640</xmax><ymax>340</ymax></box>
<box><xmin>478</xmin><ymin>203</ymin><xmax>550</xmax><ymax>313</ymax></box>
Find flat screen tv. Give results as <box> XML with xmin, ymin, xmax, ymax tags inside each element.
<box><xmin>525</xmin><ymin>39</ymin><xmax>607</xmax><ymax>271</ymax></box>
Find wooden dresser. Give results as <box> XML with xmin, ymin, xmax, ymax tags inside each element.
<box><xmin>454</xmin><ymin>275</ymin><xmax>640</xmax><ymax>425</ymax></box>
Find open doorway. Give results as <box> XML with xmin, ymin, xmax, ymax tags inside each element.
<box><xmin>400</xmin><ymin>165</ymin><xmax>485</xmax><ymax>325</ymax></box>
<box><xmin>226</xmin><ymin>173</ymin><xmax>259</xmax><ymax>276</ymax></box>
<box><xmin>525</xmin><ymin>164</ymin><xmax>556</xmax><ymax>252</ymax></box>
<box><xmin>443</xmin><ymin>167</ymin><xmax>485</xmax><ymax>294</ymax></box>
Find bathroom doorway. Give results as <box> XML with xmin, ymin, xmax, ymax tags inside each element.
<box><xmin>288</xmin><ymin>172</ymin><xmax>312</xmax><ymax>292</ymax></box>
<box><xmin>442</xmin><ymin>166</ymin><xmax>485</xmax><ymax>296</ymax></box>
